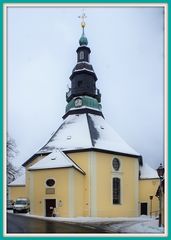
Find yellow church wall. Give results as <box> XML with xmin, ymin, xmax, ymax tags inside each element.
<box><xmin>70</xmin><ymin>168</ymin><xmax>85</xmax><ymax>217</ymax></box>
<box><xmin>7</xmin><ymin>156</ymin><xmax>45</xmax><ymax>204</ymax></box>
<box><xmin>11</xmin><ymin>151</ymin><xmax>158</xmax><ymax>218</ymax></box>
<box><xmin>95</xmin><ymin>152</ymin><xmax>139</xmax><ymax>217</ymax></box>
<box><xmin>8</xmin><ymin>186</ymin><xmax>27</xmax><ymax>202</ymax></box>
<box><xmin>28</xmin><ymin>167</ymin><xmax>84</xmax><ymax>217</ymax></box>
<box><xmin>29</xmin><ymin>168</ymin><xmax>69</xmax><ymax>217</ymax></box>
<box><xmin>68</xmin><ymin>151</ymin><xmax>139</xmax><ymax>217</ymax></box>
<box><xmin>25</xmin><ymin>155</ymin><xmax>46</xmax><ymax>200</ymax></box>
<box><xmin>67</xmin><ymin>152</ymin><xmax>90</xmax><ymax>216</ymax></box>
<box><xmin>139</xmin><ymin>179</ymin><xmax>159</xmax><ymax>216</ymax></box>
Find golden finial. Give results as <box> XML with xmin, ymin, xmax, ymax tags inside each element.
<box><xmin>78</xmin><ymin>9</ymin><xmax>87</xmax><ymax>29</ymax></box>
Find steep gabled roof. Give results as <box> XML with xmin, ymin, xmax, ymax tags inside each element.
<box><xmin>28</xmin><ymin>150</ymin><xmax>85</xmax><ymax>174</ymax></box>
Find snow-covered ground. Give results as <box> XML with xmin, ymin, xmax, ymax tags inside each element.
<box><xmin>38</xmin><ymin>215</ymin><xmax>164</xmax><ymax>233</ymax></box>
<box><xmin>7</xmin><ymin>211</ymin><xmax>164</xmax><ymax>234</ymax></box>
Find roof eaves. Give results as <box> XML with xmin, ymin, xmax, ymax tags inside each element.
<box><xmin>8</xmin><ymin>184</ymin><xmax>26</xmax><ymax>187</ymax></box>
<box><xmin>28</xmin><ymin>165</ymin><xmax>85</xmax><ymax>175</ymax></box>
<box><xmin>22</xmin><ymin>152</ymin><xmax>49</xmax><ymax>167</ymax></box>
<box><xmin>28</xmin><ymin>166</ymin><xmax>72</xmax><ymax>171</ymax></box>
<box><xmin>64</xmin><ymin>148</ymin><xmax>140</xmax><ymax>158</ymax></box>
<box><xmin>64</xmin><ymin>152</ymin><xmax>86</xmax><ymax>175</ymax></box>
<box><xmin>139</xmin><ymin>177</ymin><xmax>159</xmax><ymax>180</ymax></box>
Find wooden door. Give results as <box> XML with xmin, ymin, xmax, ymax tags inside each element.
<box><xmin>45</xmin><ymin>199</ymin><xmax>56</xmax><ymax>217</ymax></box>
<box><xmin>141</xmin><ymin>202</ymin><xmax>148</xmax><ymax>215</ymax></box>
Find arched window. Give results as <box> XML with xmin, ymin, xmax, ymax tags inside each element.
<box><xmin>80</xmin><ymin>51</ymin><xmax>84</xmax><ymax>60</ymax></box>
<box><xmin>113</xmin><ymin>178</ymin><xmax>120</xmax><ymax>204</ymax></box>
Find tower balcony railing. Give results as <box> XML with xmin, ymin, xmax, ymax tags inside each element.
<box><xmin>95</xmin><ymin>88</ymin><xmax>100</xmax><ymax>96</ymax></box>
<box><xmin>95</xmin><ymin>88</ymin><xmax>101</xmax><ymax>102</ymax></box>
<box><xmin>66</xmin><ymin>88</ymin><xmax>72</xmax><ymax>99</ymax></box>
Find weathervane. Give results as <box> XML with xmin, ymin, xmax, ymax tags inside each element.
<box><xmin>78</xmin><ymin>9</ymin><xmax>87</xmax><ymax>29</ymax></box>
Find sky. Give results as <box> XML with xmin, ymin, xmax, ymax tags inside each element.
<box><xmin>7</xmin><ymin>5</ymin><xmax>165</xmax><ymax>169</ymax></box>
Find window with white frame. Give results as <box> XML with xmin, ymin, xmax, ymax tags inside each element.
<box><xmin>46</xmin><ymin>179</ymin><xmax>55</xmax><ymax>187</ymax></box>
<box><xmin>112</xmin><ymin>158</ymin><xmax>120</xmax><ymax>171</ymax></box>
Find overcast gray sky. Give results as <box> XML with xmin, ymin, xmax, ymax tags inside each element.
<box><xmin>7</xmin><ymin>5</ymin><xmax>165</xmax><ymax>168</ymax></box>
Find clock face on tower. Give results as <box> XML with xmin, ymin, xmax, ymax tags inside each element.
<box><xmin>74</xmin><ymin>98</ymin><xmax>82</xmax><ymax>107</ymax></box>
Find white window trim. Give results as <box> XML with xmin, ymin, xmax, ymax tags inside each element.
<box><xmin>111</xmin><ymin>156</ymin><xmax>122</xmax><ymax>173</ymax></box>
<box><xmin>111</xmin><ymin>175</ymin><xmax>123</xmax><ymax>205</ymax></box>
<box><xmin>45</xmin><ymin>178</ymin><xmax>56</xmax><ymax>188</ymax></box>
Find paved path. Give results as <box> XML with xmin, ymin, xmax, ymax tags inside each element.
<box><xmin>7</xmin><ymin>213</ymin><xmax>108</xmax><ymax>233</ymax></box>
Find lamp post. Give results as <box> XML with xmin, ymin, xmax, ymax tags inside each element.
<box><xmin>156</xmin><ymin>163</ymin><xmax>164</xmax><ymax>227</ymax></box>
<box><xmin>149</xmin><ymin>196</ymin><xmax>153</xmax><ymax>217</ymax></box>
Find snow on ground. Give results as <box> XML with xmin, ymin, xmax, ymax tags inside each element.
<box><xmin>8</xmin><ymin>211</ymin><xmax>164</xmax><ymax>234</ymax></box>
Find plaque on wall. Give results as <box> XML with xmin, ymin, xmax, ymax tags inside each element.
<box><xmin>46</xmin><ymin>188</ymin><xmax>55</xmax><ymax>194</ymax></box>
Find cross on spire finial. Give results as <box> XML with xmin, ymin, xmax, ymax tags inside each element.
<box><xmin>78</xmin><ymin>9</ymin><xmax>87</xmax><ymax>29</ymax></box>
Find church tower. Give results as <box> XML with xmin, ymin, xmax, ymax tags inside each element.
<box><xmin>64</xmin><ymin>14</ymin><xmax>102</xmax><ymax>119</ymax></box>
<box><xmin>35</xmin><ymin>14</ymin><xmax>141</xmax><ymax>157</ymax></box>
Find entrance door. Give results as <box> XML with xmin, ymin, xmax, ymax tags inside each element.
<box><xmin>45</xmin><ymin>199</ymin><xmax>56</xmax><ymax>217</ymax></box>
<box><xmin>141</xmin><ymin>202</ymin><xmax>148</xmax><ymax>215</ymax></box>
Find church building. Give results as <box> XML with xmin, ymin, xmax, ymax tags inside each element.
<box><xmin>8</xmin><ymin>16</ymin><xmax>159</xmax><ymax>218</ymax></box>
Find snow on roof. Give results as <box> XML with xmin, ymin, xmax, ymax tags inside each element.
<box><xmin>88</xmin><ymin>114</ymin><xmax>139</xmax><ymax>156</ymax></box>
<box><xmin>8</xmin><ymin>173</ymin><xmax>26</xmax><ymax>186</ymax></box>
<box><xmin>38</xmin><ymin>114</ymin><xmax>92</xmax><ymax>153</ymax></box>
<box><xmin>77</xmin><ymin>61</ymin><xmax>91</xmax><ymax>65</ymax></box>
<box><xmin>140</xmin><ymin>162</ymin><xmax>159</xmax><ymax>179</ymax></box>
<box><xmin>28</xmin><ymin>150</ymin><xmax>85</xmax><ymax>174</ymax></box>
<box><xmin>74</xmin><ymin>68</ymin><xmax>94</xmax><ymax>73</ymax></box>
<box><xmin>67</xmin><ymin>106</ymin><xmax>101</xmax><ymax>112</ymax></box>
<box><xmin>37</xmin><ymin>113</ymin><xmax>140</xmax><ymax>157</ymax></box>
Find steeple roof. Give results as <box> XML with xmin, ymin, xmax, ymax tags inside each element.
<box><xmin>79</xmin><ymin>30</ymin><xmax>88</xmax><ymax>46</ymax></box>
<box><xmin>65</xmin><ymin>13</ymin><xmax>101</xmax><ymax>115</ymax></box>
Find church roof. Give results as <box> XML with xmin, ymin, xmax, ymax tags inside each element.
<box><xmin>79</xmin><ymin>32</ymin><xmax>88</xmax><ymax>46</ymax></box>
<box><xmin>140</xmin><ymin>162</ymin><xmax>159</xmax><ymax>179</ymax></box>
<box><xmin>28</xmin><ymin>149</ymin><xmax>85</xmax><ymax>174</ymax></box>
<box><xmin>37</xmin><ymin>113</ymin><xmax>140</xmax><ymax>157</ymax></box>
<box><xmin>8</xmin><ymin>173</ymin><xmax>26</xmax><ymax>186</ymax></box>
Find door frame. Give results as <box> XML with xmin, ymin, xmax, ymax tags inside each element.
<box><xmin>45</xmin><ymin>198</ymin><xmax>56</xmax><ymax>217</ymax></box>
<box><xmin>140</xmin><ymin>202</ymin><xmax>148</xmax><ymax>215</ymax></box>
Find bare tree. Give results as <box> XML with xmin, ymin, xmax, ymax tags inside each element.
<box><xmin>7</xmin><ymin>134</ymin><xmax>19</xmax><ymax>184</ymax></box>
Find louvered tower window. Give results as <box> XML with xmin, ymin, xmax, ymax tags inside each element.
<box><xmin>79</xmin><ymin>51</ymin><xmax>84</xmax><ymax>60</ymax></box>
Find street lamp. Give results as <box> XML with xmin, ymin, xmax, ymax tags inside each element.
<box><xmin>156</xmin><ymin>163</ymin><xmax>164</xmax><ymax>227</ymax></box>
